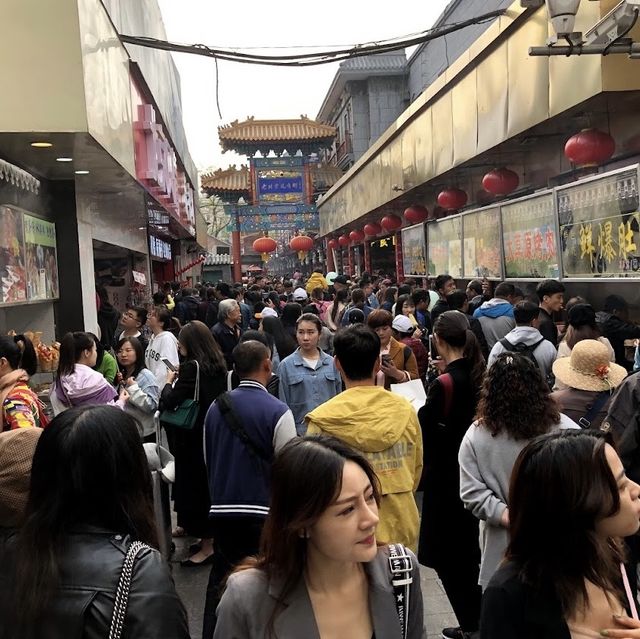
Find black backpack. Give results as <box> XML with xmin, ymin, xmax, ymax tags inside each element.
<box><xmin>499</xmin><ymin>336</ymin><xmax>545</xmax><ymax>367</ymax></box>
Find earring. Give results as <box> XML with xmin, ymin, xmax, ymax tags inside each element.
<box><xmin>299</xmin><ymin>528</ymin><xmax>310</xmax><ymax>539</ymax></box>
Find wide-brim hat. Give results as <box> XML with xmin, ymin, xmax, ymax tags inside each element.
<box><xmin>0</xmin><ymin>427</ymin><xmax>42</xmax><ymax>527</ymax></box>
<box><xmin>552</xmin><ymin>339</ymin><xmax>627</xmax><ymax>392</ymax></box>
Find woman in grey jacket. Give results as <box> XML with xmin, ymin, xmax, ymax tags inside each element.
<box><xmin>214</xmin><ymin>436</ymin><xmax>426</xmax><ymax>639</ymax></box>
<box><xmin>116</xmin><ymin>336</ymin><xmax>160</xmax><ymax>442</ymax></box>
<box><xmin>458</xmin><ymin>353</ymin><xmax>579</xmax><ymax>589</ymax></box>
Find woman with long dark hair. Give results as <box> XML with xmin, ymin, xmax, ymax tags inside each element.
<box><xmin>115</xmin><ymin>336</ymin><xmax>160</xmax><ymax>442</ymax></box>
<box><xmin>280</xmin><ymin>302</ymin><xmax>303</xmax><ymax>341</ymax></box>
<box><xmin>459</xmin><ymin>352</ymin><xmax>579</xmax><ymax>591</ymax></box>
<box><xmin>417</xmin><ymin>310</ymin><xmax>485</xmax><ymax>639</ymax></box>
<box><xmin>214</xmin><ymin>436</ymin><xmax>425</xmax><ymax>638</ymax></box>
<box><xmin>50</xmin><ymin>332</ymin><xmax>126</xmax><ymax>415</ymax></box>
<box><xmin>0</xmin><ymin>406</ymin><xmax>189</xmax><ymax>639</ymax></box>
<box><xmin>161</xmin><ymin>320</ymin><xmax>226</xmax><ymax>565</ymax></box>
<box><xmin>0</xmin><ymin>334</ymin><xmax>48</xmax><ymax>430</ymax></box>
<box><xmin>324</xmin><ymin>288</ymin><xmax>348</xmax><ymax>331</ymax></box>
<box><xmin>261</xmin><ymin>315</ymin><xmax>297</xmax><ymax>371</ymax></box>
<box><xmin>380</xmin><ymin>286</ymin><xmax>398</xmax><ymax>313</ymax></box>
<box><xmin>481</xmin><ymin>430</ymin><xmax>640</xmax><ymax>638</ymax></box>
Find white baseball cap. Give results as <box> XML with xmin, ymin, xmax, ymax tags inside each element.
<box><xmin>260</xmin><ymin>307</ymin><xmax>278</xmax><ymax>319</ymax></box>
<box><xmin>293</xmin><ymin>287</ymin><xmax>308</xmax><ymax>301</ymax></box>
<box><xmin>391</xmin><ymin>315</ymin><xmax>414</xmax><ymax>334</ymax></box>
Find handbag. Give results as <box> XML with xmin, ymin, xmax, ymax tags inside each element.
<box><xmin>159</xmin><ymin>360</ymin><xmax>200</xmax><ymax>430</ymax></box>
<box><xmin>108</xmin><ymin>541</ymin><xmax>152</xmax><ymax>639</ymax></box>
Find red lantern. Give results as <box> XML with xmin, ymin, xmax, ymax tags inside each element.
<box><xmin>403</xmin><ymin>205</ymin><xmax>428</xmax><ymax>224</ymax></box>
<box><xmin>380</xmin><ymin>214</ymin><xmax>402</xmax><ymax>231</ymax></box>
<box><xmin>437</xmin><ymin>188</ymin><xmax>468</xmax><ymax>211</ymax></box>
<box><xmin>253</xmin><ymin>236</ymin><xmax>277</xmax><ymax>261</ymax></box>
<box><xmin>564</xmin><ymin>128</ymin><xmax>615</xmax><ymax>167</ymax></box>
<box><xmin>482</xmin><ymin>168</ymin><xmax>519</xmax><ymax>196</ymax></box>
<box><xmin>364</xmin><ymin>222</ymin><xmax>382</xmax><ymax>236</ymax></box>
<box><xmin>338</xmin><ymin>234</ymin><xmax>350</xmax><ymax>247</ymax></box>
<box><xmin>349</xmin><ymin>229</ymin><xmax>365</xmax><ymax>243</ymax></box>
<box><xmin>290</xmin><ymin>234</ymin><xmax>314</xmax><ymax>260</ymax></box>
<box><xmin>327</xmin><ymin>238</ymin><xmax>339</xmax><ymax>250</ymax></box>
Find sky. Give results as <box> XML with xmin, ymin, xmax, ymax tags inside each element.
<box><xmin>157</xmin><ymin>0</ymin><xmax>452</xmax><ymax>173</ymax></box>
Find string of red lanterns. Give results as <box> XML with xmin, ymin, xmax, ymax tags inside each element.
<box><xmin>564</xmin><ymin>128</ymin><xmax>615</xmax><ymax>167</ymax></box>
<box><xmin>176</xmin><ymin>254</ymin><xmax>206</xmax><ymax>277</ymax></box>
<box><xmin>403</xmin><ymin>205</ymin><xmax>429</xmax><ymax>224</ymax></box>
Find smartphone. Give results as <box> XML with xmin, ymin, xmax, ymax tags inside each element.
<box><xmin>162</xmin><ymin>358</ymin><xmax>178</xmax><ymax>372</ymax></box>
<box><xmin>428</xmin><ymin>335</ymin><xmax>438</xmax><ymax>360</ymax></box>
<box><xmin>381</xmin><ymin>354</ymin><xmax>392</xmax><ymax>366</ymax></box>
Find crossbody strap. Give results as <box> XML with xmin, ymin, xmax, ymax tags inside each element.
<box><xmin>108</xmin><ymin>541</ymin><xmax>152</xmax><ymax>639</ymax></box>
<box><xmin>388</xmin><ymin>543</ymin><xmax>413</xmax><ymax>639</ymax></box>
<box><xmin>192</xmin><ymin>360</ymin><xmax>200</xmax><ymax>402</ymax></box>
<box><xmin>217</xmin><ymin>392</ymin><xmax>270</xmax><ymax>462</ymax></box>
<box><xmin>579</xmin><ymin>391</ymin><xmax>610</xmax><ymax>429</ymax></box>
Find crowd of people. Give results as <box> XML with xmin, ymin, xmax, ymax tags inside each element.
<box><xmin>1</xmin><ymin>269</ymin><xmax>640</xmax><ymax>638</ymax></box>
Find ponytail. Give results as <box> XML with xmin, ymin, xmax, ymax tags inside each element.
<box><xmin>57</xmin><ymin>332</ymin><xmax>94</xmax><ymax>378</ymax></box>
<box><xmin>0</xmin><ymin>335</ymin><xmax>37</xmax><ymax>376</ymax></box>
<box><xmin>463</xmin><ymin>328</ymin><xmax>486</xmax><ymax>390</ymax></box>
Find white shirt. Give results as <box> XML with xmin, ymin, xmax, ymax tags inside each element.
<box><xmin>145</xmin><ymin>331</ymin><xmax>179</xmax><ymax>382</ymax></box>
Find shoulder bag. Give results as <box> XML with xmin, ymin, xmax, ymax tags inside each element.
<box><xmin>388</xmin><ymin>543</ymin><xmax>413</xmax><ymax>639</ymax></box>
<box><xmin>160</xmin><ymin>360</ymin><xmax>200</xmax><ymax>430</ymax></box>
<box><xmin>108</xmin><ymin>541</ymin><xmax>153</xmax><ymax>639</ymax></box>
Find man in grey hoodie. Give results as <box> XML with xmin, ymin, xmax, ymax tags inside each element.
<box><xmin>472</xmin><ymin>282</ymin><xmax>516</xmax><ymax>350</ymax></box>
<box><xmin>488</xmin><ymin>301</ymin><xmax>557</xmax><ymax>382</ymax></box>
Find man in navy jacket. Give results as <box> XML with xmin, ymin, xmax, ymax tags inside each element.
<box><xmin>202</xmin><ymin>340</ymin><xmax>296</xmax><ymax>639</ymax></box>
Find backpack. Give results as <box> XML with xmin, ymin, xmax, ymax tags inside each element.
<box><xmin>499</xmin><ymin>336</ymin><xmax>545</xmax><ymax>367</ymax></box>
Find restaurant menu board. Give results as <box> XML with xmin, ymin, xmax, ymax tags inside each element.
<box><xmin>401</xmin><ymin>224</ymin><xmax>427</xmax><ymax>277</ymax></box>
<box><xmin>462</xmin><ymin>208</ymin><xmax>502</xmax><ymax>279</ymax></box>
<box><xmin>501</xmin><ymin>194</ymin><xmax>559</xmax><ymax>279</ymax></box>
<box><xmin>23</xmin><ymin>214</ymin><xmax>59</xmax><ymax>301</ymax></box>
<box><xmin>427</xmin><ymin>216</ymin><xmax>462</xmax><ymax>278</ymax></box>
<box><xmin>0</xmin><ymin>206</ymin><xmax>27</xmax><ymax>304</ymax></box>
<box><xmin>558</xmin><ymin>169</ymin><xmax>640</xmax><ymax>278</ymax></box>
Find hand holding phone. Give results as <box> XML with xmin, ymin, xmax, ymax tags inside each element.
<box><xmin>162</xmin><ymin>358</ymin><xmax>178</xmax><ymax>372</ymax></box>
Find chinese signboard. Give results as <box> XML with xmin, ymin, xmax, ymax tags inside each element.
<box><xmin>501</xmin><ymin>193</ymin><xmax>559</xmax><ymax>279</ymax></box>
<box><xmin>23</xmin><ymin>214</ymin><xmax>59</xmax><ymax>301</ymax></box>
<box><xmin>462</xmin><ymin>207</ymin><xmax>502</xmax><ymax>279</ymax></box>
<box><xmin>149</xmin><ymin>235</ymin><xmax>172</xmax><ymax>261</ymax></box>
<box><xmin>225</xmin><ymin>204</ymin><xmax>319</xmax><ymax>233</ymax></box>
<box><xmin>427</xmin><ymin>216</ymin><xmax>462</xmax><ymax>278</ymax></box>
<box><xmin>257</xmin><ymin>170</ymin><xmax>304</xmax><ymax>204</ymax></box>
<box><xmin>558</xmin><ymin>168</ymin><xmax>640</xmax><ymax>278</ymax></box>
<box><xmin>401</xmin><ymin>224</ymin><xmax>427</xmax><ymax>277</ymax></box>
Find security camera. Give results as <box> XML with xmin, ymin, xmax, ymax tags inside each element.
<box><xmin>584</xmin><ymin>0</ymin><xmax>640</xmax><ymax>45</ymax></box>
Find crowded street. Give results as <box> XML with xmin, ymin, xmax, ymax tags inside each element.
<box><xmin>3</xmin><ymin>0</ymin><xmax>640</xmax><ymax>638</ymax></box>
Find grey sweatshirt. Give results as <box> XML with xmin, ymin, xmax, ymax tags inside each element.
<box><xmin>458</xmin><ymin>414</ymin><xmax>579</xmax><ymax>587</ymax></box>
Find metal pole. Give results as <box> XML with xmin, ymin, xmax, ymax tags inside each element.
<box><xmin>529</xmin><ymin>42</ymin><xmax>640</xmax><ymax>56</ymax></box>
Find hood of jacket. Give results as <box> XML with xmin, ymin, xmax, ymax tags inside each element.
<box><xmin>473</xmin><ymin>298</ymin><xmax>514</xmax><ymax>319</ymax></box>
<box><xmin>305</xmin><ymin>272</ymin><xmax>328</xmax><ymax>295</ymax></box>
<box><xmin>305</xmin><ymin>386</ymin><xmax>414</xmax><ymax>453</ymax></box>
<box><xmin>503</xmin><ymin>326</ymin><xmax>545</xmax><ymax>346</ymax></box>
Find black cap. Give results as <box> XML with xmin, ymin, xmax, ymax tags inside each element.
<box><xmin>333</xmin><ymin>275</ymin><xmax>349</xmax><ymax>285</ymax></box>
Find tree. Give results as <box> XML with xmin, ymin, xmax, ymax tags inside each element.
<box><xmin>199</xmin><ymin>194</ymin><xmax>231</xmax><ymax>242</ymax></box>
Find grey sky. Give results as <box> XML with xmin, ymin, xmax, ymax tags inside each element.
<box><xmin>157</xmin><ymin>0</ymin><xmax>451</xmax><ymax>172</ymax></box>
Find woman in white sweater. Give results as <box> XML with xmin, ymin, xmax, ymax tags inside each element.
<box><xmin>458</xmin><ymin>352</ymin><xmax>579</xmax><ymax>589</ymax></box>
<box><xmin>145</xmin><ymin>306</ymin><xmax>180</xmax><ymax>382</ymax></box>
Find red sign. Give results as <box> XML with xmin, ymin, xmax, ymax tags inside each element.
<box><xmin>131</xmin><ymin>79</ymin><xmax>195</xmax><ymax>234</ymax></box>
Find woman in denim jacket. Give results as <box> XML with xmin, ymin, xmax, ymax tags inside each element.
<box><xmin>278</xmin><ymin>314</ymin><xmax>342</xmax><ymax>435</ymax></box>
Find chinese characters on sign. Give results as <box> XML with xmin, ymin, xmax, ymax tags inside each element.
<box><xmin>401</xmin><ymin>224</ymin><xmax>427</xmax><ymax>277</ymax></box>
<box><xmin>23</xmin><ymin>214</ymin><xmax>59</xmax><ymax>301</ymax></box>
<box><xmin>462</xmin><ymin>208</ymin><xmax>502</xmax><ymax>279</ymax></box>
<box><xmin>225</xmin><ymin>204</ymin><xmax>319</xmax><ymax>233</ymax></box>
<box><xmin>558</xmin><ymin>169</ymin><xmax>640</xmax><ymax>277</ymax></box>
<box><xmin>501</xmin><ymin>194</ymin><xmax>559</xmax><ymax>279</ymax></box>
<box><xmin>149</xmin><ymin>236</ymin><xmax>172</xmax><ymax>261</ymax></box>
<box><xmin>257</xmin><ymin>170</ymin><xmax>305</xmax><ymax>204</ymax></box>
<box><xmin>427</xmin><ymin>216</ymin><xmax>462</xmax><ymax>277</ymax></box>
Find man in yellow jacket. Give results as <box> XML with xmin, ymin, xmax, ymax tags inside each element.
<box><xmin>305</xmin><ymin>268</ymin><xmax>329</xmax><ymax>297</ymax></box>
<box><xmin>305</xmin><ymin>324</ymin><xmax>423</xmax><ymax>551</ymax></box>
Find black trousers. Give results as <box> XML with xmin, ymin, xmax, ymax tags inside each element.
<box><xmin>437</xmin><ymin>560</ymin><xmax>482</xmax><ymax>633</ymax></box>
<box><xmin>202</xmin><ymin>516</ymin><xmax>265</xmax><ymax>639</ymax></box>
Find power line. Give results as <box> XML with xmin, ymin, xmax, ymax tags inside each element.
<box><xmin>119</xmin><ymin>9</ymin><xmax>505</xmax><ymax>67</ymax></box>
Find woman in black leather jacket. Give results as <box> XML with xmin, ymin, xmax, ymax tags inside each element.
<box><xmin>0</xmin><ymin>406</ymin><xmax>189</xmax><ymax>639</ymax></box>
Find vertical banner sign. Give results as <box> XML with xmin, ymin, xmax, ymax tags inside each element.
<box><xmin>23</xmin><ymin>214</ymin><xmax>59</xmax><ymax>300</ymax></box>
<box><xmin>401</xmin><ymin>224</ymin><xmax>427</xmax><ymax>277</ymax></box>
<box><xmin>427</xmin><ymin>216</ymin><xmax>462</xmax><ymax>277</ymax></box>
<box><xmin>462</xmin><ymin>207</ymin><xmax>502</xmax><ymax>279</ymax></box>
<box><xmin>558</xmin><ymin>168</ymin><xmax>640</xmax><ymax>278</ymax></box>
<box><xmin>501</xmin><ymin>193</ymin><xmax>559</xmax><ymax>278</ymax></box>
<box><xmin>0</xmin><ymin>206</ymin><xmax>27</xmax><ymax>304</ymax></box>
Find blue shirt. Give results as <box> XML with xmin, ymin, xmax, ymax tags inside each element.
<box><xmin>278</xmin><ymin>348</ymin><xmax>342</xmax><ymax>435</ymax></box>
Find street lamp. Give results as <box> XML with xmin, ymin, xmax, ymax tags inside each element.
<box><xmin>545</xmin><ymin>0</ymin><xmax>582</xmax><ymax>43</ymax></box>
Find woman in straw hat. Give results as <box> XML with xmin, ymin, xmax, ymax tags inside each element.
<box><xmin>551</xmin><ymin>339</ymin><xmax>627</xmax><ymax>432</ymax></box>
